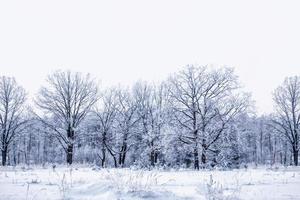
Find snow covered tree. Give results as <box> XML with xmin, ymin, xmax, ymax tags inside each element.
<box><xmin>114</xmin><ymin>87</ymin><xmax>139</xmax><ymax>167</ymax></box>
<box><xmin>168</xmin><ymin>65</ymin><xmax>250</xmax><ymax>169</ymax></box>
<box><xmin>133</xmin><ymin>82</ymin><xmax>169</xmax><ymax>167</ymax></box>
<box><xmin>272</xmin><ymin>76</ymin><xmax>300</xmax><ymax>166</ymax></box>
<box><xmin>35</xmin><ymin>71</ymin><xmax>99</xmax><ymax>165</ymax></box>
<box><xmin>93</xmin><ymin>89</ymin><xmax>119</xmax><ymax>167</ymax></box>
<box><xmin>3</xmin><ymin>66</ymin><xmax>297</xmax><ymax>168</ymax></box>
<box><xmin>0</xmin><ymin>76</ymin><xmax>28</xmax><ymax>166</ymax></box>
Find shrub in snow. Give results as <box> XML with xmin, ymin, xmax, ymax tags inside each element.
<box><xmin>201</xmin><ymin>174</ymin><xmax>241</xmax><ymax>200</ymax></box>
<box><xmin>104</xmin><ymin>169</ymin><xmax>161</xmax><ymax>193</ymax></box>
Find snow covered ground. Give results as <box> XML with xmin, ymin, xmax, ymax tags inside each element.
<box><xmin>0</xmin><ymin>165</ymin><xmax>300</xmax><ymax>200</ymax></box>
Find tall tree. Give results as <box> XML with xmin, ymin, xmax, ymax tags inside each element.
<box><xmin>35</xmin><ymin>71</ymin><xmax>99</xmax><ymax>165</ymax></box>
<box><xmin>93</xmin><ymin>89</ymin><xmax>118</xmax><ymax>167</ymax></box>
<box><xmin>272</xmin><ymin>76</ymin><xmax>300</xmax><ymax>166</ymax></box>
<box><xmin>115</xmin><ymin>88</ymin><xmax>139</xmax><ymax>167</ymax></box>
<box><xmin>0</xmin><ymin>76</ymin><xmax>27</xmax><ymax>166</ymax></box>
<box><xmin>134</xmin><ymin>82</ymin><xmax>169</xmax><ymax>167</ymax></box>
<box><xmin>168</xmin><ymin>65</ymin><xmax>249</xmax><ymax>169</ymax></box>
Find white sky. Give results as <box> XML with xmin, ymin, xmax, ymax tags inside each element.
<box><xmin>0</xmin><ymin>0</ymin><xmax>300</xmax><ymax>114</ymax></box>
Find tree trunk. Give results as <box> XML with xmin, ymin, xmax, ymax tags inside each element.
<box><xmin>66</xmin><ymin>125</ymin><xmax>75</xmax><ymax>165</ymax></box>
<box><xmin>150</xmin><ymin>150</ymin><xmax>155</xmax><ymax>167</ymax></box>
<box><xmin>150</xmin><ymin>140</ymin><xmax>157</xmax><ymax>167</ymax></box>
<box><xmin>118</xmin><ymin>141</ymin><xmax>127</xmax><ymax>167</ymax></box>
<box><xmin>2</xmin><ymin>147</ymin><xmax>7</xmax><ymax>166</ymax></box>
<box><xmin>106</xmin><ymin>145</ymin><xmax>118</xmax><ymax>168</ymax></box>
<box><xmin>201</xmin><ymin>141</ymin><xmax>207</xmax><ymax>167</ymax></box>
<box><xmin>273</xmin><ymin>138</ymin><xmax>277</xmax><ymax>165</ymax></box>
<box><xmin>259</xmin><ymin>129</ymin><xmax>263</xmax><ymax>164</ymax></box>
<box><xmin>154</xmin><ymin>152</ymin><xmax>158</xmax><ymax>164</ymax></box>
<box><xmin>150</xmin><ymin>151</ymin><xmax>159</xmax><ymax>167</ymax></box>
<box><xmin>121</xmin><ymin>153</ymin><xmax>126</xmax><ymax>166</ymax></box>
<box><xmin>112</xmin><ymin>155</ymin><xmax>118</xmax><ymax>168</ymax></box>
<box><xmin>293</xmin><ymin>148</ymin><xmax>298</xmax><ymax>166</ymax></box>
<box><xmin>284</xmin><ymin>141</ymin><xmax>287</xmax><ymax>165</ymax></box>
<box><xmin>201</xmin><ymin>151</ymin><xmax>206</xmax><ymax>166</ymax></box>
<box><xmin>118</xmin><ymin>150</ymin><xmax>122</xmax><ymax>166</ymax></box>
<box><xmin>66</xmin><ymin>144</ymin><xmax>73</xmax><ymax>165</ymax></box>
<box><xmin>194</xmin><ymin>146</ymin><xmax>199</xmax><ymax>170</ymax></box>
<box><xmin>101</xmin><ymin>147</ymin><xmax>106</xmax><ymax>168</ymax></box>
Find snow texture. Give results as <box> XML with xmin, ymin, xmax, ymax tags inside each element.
<box><xmin>0</xmin><ymin>165</ymin><xmax>300</xmax><ymax>200</ymax></box>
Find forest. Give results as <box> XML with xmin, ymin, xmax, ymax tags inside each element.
<box><xmin>1</xmin><ymin>65</ymin><xmax>299</xmax><ymax>169</ymax></box>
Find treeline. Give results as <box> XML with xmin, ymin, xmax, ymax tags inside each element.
<box><xmin>0</xmin><ymin>65</ymin><xmax>299</xmax><ymax>169</ymax></box>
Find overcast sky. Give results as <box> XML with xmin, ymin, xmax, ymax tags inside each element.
<box><xmin>0</xmin><ymin>0</ymin><xmax>300</xmax><ymax>114</ymax></box>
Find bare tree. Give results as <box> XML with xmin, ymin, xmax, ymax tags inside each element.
<box><xmin>272</xmin><ymin>76</ymin><xmax>300</xmax><ymax>166</ymax></box>
<box><xmin>134</xmin><ymin>82</ymin><xmax>170</xmax><ymax>167</ymax></box>
<box><xmin>35</xmin><ymin>71</ymin><xmax>99</xmax><ymax>165</ymax></box>
<box><xmin>0</xmin><ymin>76</ymin><xmax>27</xmax><ymax>166</ymax></box>
<box><xmin>168</xmin><ymin>65</ymin><xmax>250</xmax><ymax>169</ymax></box>
<box><xmin>115</xmin><ymin>88</ymin><xmax>139</xmax><ymax>167</ymax></box>
<box><xmin>93</xmin><ymin>89</ymin><xmax>118</xmax><ymax>167</ymax></box>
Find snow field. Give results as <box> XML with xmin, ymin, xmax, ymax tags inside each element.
<box><xmin>0</xmin><ymin>165</ymin><xmax>300</xmax><ymax>200</ymax></box>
